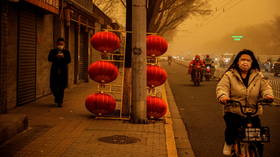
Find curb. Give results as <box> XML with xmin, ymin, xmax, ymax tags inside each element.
<box><xmin>164</xmin><ymin>82</ymin><xmax>196</xmax><ymax>157</ymax></box>
<box><xmin>161</xmin><ymin>85</ymin><xmax>178</xmax><ymax>157</ymax></box>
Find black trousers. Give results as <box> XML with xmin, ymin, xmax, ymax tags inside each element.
<box><xmin>52</xmin><ymin>87</ymin><xmax>65</xmax><ymax>104</ymax></box>
<box><xmin>224</xmin><ymin>112</ymin><xmax>263</xmax><ymax>156</ymax></box>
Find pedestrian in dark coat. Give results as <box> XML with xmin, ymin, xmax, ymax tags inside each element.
<box><xmin>48</xmin><ymin>38</ymin><xmax>71</xmax><ymax>107</ymax></box>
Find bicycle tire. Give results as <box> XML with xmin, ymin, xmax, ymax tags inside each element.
<box><xmin>242</xmin><ymin>143</ymin><xmax>251</xmax><ymax>157</ymax></box>
<box><xmin>231</xmin><ymin>143</ymin><xmax>241</xmax><ymax>157</ymax></box>
<box><xmin>233</xmin><ymin>141</ymin><xmax>263</xmax><ymax>157</ymax></box>
<box><xmin>249</xmin><ymin>144</ymin><xmax>261</xmax><ymax>157</ymax></box>
<box><xmin>234</xmin><ymin>143</ymin><xmax>251</xmax><ymax>157</ymax></box>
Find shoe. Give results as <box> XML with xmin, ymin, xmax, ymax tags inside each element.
<box><xmin>223</xmin><ymin>142</ymin><xmax>232</xmax><ymax>156</ymax></box>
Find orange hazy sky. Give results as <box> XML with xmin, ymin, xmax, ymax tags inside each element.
<box><xmin>167</xmin><ymin>0</ymin><xmax>280</xmax><ymax>56</ymax></box>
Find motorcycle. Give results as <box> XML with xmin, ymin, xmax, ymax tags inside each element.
<box><xmin>204</xmin><ymin>65</ymin><xmax>212</xmax><ymax>81</ymax></box>
<box><xmin>191</xmin><ymin>65</ymin><xmax>202</xmax><ymax>86</ymax></box>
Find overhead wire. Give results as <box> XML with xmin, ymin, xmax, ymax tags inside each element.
<box><xmin>199</xmin><ymin>0</ymin><xmax>243</xmax><ymax>28</ymax></box>
<box><xmin>176</xmin><ymin>0</ymin><xmax>246</xmax><ymax>33</ymax></box>
<box><xmin>176</xmin><ymin>0</ymin><xmax>236</xmax><ymax>32</ymax></box>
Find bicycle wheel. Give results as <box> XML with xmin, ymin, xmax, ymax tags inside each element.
<box><xmin>249</xmin><ymin>144</ymin><xmax>261</xmax><ymax>157</ymax></box>
<box><xmin>234</xmin><ymin>143</ymin><xmax>250</xmax><ymax>157</ymax></box>
<box><xmin>231</xmin><ymin>143</ymin><xmax>241</xmax><ymax>157</ymax></box>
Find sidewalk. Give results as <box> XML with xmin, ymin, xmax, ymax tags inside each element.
<box><xmin>0</xmin><ymin>81</ymin><xmax>177</xmax><ymax>157</ymax></box>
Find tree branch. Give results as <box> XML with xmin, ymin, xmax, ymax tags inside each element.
<box><xmin>120</xmin><ymin>0</ymin><xmax>126</xmax><ymax>8</ymax></box>
<box><xmin>150</xmin><ymin>0</ymin><xmax>211</xmax><ymax>35</ymax></box>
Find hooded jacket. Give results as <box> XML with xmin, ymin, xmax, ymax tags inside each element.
<box><xmin>216</xmin><ymin>69</ymin><xmax>273</xmax><ymax>116</ymax></box>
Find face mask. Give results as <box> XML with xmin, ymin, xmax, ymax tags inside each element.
<box><xmin>57</xmin><ymin>45</ymin><xmax>64</xmax><ymax>50</ymax></box>
<box><xmin>240</xmin><ymin>60</ymin><xmax>250</xmax><ymax>65</ymax></box>
<box><xmin>239</xmin><ymin>60</ymin><xmax>251</xmax><ymax>71</ymax></box>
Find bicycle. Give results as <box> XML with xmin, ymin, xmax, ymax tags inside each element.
<box><xmin>224</xmin><ymin>99</ymin><xmax>279</xmax><ymax>157</ymax></box>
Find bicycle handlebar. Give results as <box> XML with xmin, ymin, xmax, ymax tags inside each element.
<box><xmin>224</xmin><ymin>99</ymin><xmax>276</xmax><ymax>116</ymax></box>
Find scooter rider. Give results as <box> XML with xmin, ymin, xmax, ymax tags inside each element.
<box><xmin>204</xmin><ymin>54</ymin><xmax>215</xmax><ymax>78</ymax></box>
<box><xmin>188</xmin><ymin>55</ymin><xmax>205</xmax><ymax>80</ymax></box>
<box><xmin>204</xmin><ymin>54</ymin><xmax>214</xmax><ymax>67</ymax></box>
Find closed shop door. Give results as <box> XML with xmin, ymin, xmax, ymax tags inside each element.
<box><xmin>69</xmin><ymin>22</ymin><xmax>78</xmax><ymax>84</ymax></box>
<box><xmin>72</xmin><ymin>22</ymin><xmax>79</xmax><ymax>84</ymax></box>
<box><xmin>17</xmin><ymin>6</ymin><xmax>36</xmax><ymax>106</ymax></box>
<box><xmin>79</xmin><ymin>27</ymin><xmax>88</xmax><ymax>82</ymax></box>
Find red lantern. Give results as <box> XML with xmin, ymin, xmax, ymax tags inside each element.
<box><xmin>85</xmin><ymin>93</ymin><xmax>116</xmax><ymax>115</ymax></box>
<box><xmin>146</xmin><ymin>35</ymin><xmax>168</xmax><ymax>57</ymax></box>
<box><xmin>147</xmin><ymin>65</ymin><xmax>167</xmax><ymax>88</ymax></box>
<box><xmin>88</xmin><ymin>61</ymin><xmax>118</xmax><ymax>83</ymax></box>
<box><xmin>147</xmin><ymin>96</ymin><xmax>167</xmax><ymax>119</ymax></box>
<box><xmin>90</xmin><ymin>31</ymin><xmax>120</xmax><ymax>53</ymax></box>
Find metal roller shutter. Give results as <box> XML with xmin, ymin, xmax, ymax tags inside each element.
<box><xmin>79</xmin><ymin>28</ymin><xmax>88</xmax><ymax>82</ymax></box>
<box><xmin>17</xmin><ymin>7</ymin><xmax>36</xmax><ymax>106</ymax></box>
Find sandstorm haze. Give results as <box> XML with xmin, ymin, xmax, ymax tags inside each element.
<box><xmin>92</xmin><ymin>0</ymin><xmax>280</xmax><ymax>56</ymax></box>
<box><xmin>167</xmin><ymin>0</ymin><xmax>280</xmax><ymax>56</ymax></box>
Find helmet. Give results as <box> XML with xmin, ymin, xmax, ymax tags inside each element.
<box><xmin>206</xmin><ymin>54</ymin><xmax>210</xmax><ymax>58</ymax></box>
<box><xmin>195</xmin><ymin>55</ymin><xmax>200</xmax><ymax>59</ymax></box>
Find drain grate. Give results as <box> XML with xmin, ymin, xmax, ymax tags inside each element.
<box><xmin>98</xmin><ymin>135</ymin><xmax>140</xmax><ymax>144</ymax></box>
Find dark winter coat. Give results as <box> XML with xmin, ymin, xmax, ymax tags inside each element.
<box><xmin>48</xmin><ymin>48</ymin><xmax>71</xmax><ymax>91</ymax></box>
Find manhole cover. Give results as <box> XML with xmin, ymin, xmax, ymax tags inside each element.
<box><xmin>98</xmin><ymin>135</ymin><xmax>140</xmax><ymax>144</ymax></box>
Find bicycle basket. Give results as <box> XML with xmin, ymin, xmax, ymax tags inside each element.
<box><xmin>240</xmin><ymin>127</ymin><xmax>270</xmax><ymax>143</ymax></box>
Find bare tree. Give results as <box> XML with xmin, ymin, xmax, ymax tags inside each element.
<box><xmin>93</xmin><ymin>0</ymin><xmax>211</xmax><ymax>35</ymax></box>
<box><xmin>147</xmin><ymin>0</ymin><xmax>212</xmax><ymax>35</ymax></box>
<box><xmin>272</xmin><ymin>16</ymin><xmax>280</xmax><ymax>44</ymax></box>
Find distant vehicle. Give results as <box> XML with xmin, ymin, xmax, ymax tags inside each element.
<box><xmin>219</xmin><ymin>53</ymin><xmax>234</xmax><ymax>68</ymax></box>
<box><xmin>204</xmin><ymin>65</ymin><xmax>212</xmax><ymax>81</ymax></box>
<box><xmin>167</xmin><ymin>56</ymin><xmax>172</xmax><ymax>65</ymax></box>
<box><xmin>273</xmin><ymin>61</ymin><xmax>280</xmax><ymax>77</ymax></box>
<box><xmin>159</xmin><ymin>56</ymin><xmax>168</xmax><ymax>61</ymax></box>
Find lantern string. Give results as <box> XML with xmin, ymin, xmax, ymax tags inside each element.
<box><xmin>101</xmin><ymin>28</ymin><xmax>158</xmax><ymax>35</ymax></box>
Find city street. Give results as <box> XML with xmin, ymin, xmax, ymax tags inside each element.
<box><xmin>162</xmin><ymin>61</ymin><xmax>280</xmax><ymax>157</ymax></box>
<box><xmin>1</xmin><ymin>1</ymin><xmax>280</xmax><ymax>157</ymax></box>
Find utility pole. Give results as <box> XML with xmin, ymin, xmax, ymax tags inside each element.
<box><xmin>131</xmin><ymin>0</ymin><xmax>147</xmax><ymax>123</ymax></box>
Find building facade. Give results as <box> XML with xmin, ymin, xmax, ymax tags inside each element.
<box><xmin>0</xmin><ymin>0</ymin><xmax>116</xmax><ymax>112</ymax></box>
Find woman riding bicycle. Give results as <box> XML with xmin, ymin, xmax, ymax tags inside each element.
<box><xmin>216</xmin><ymin>49</ymin><xmax>274</xmax><ymax>156</ymax></box>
